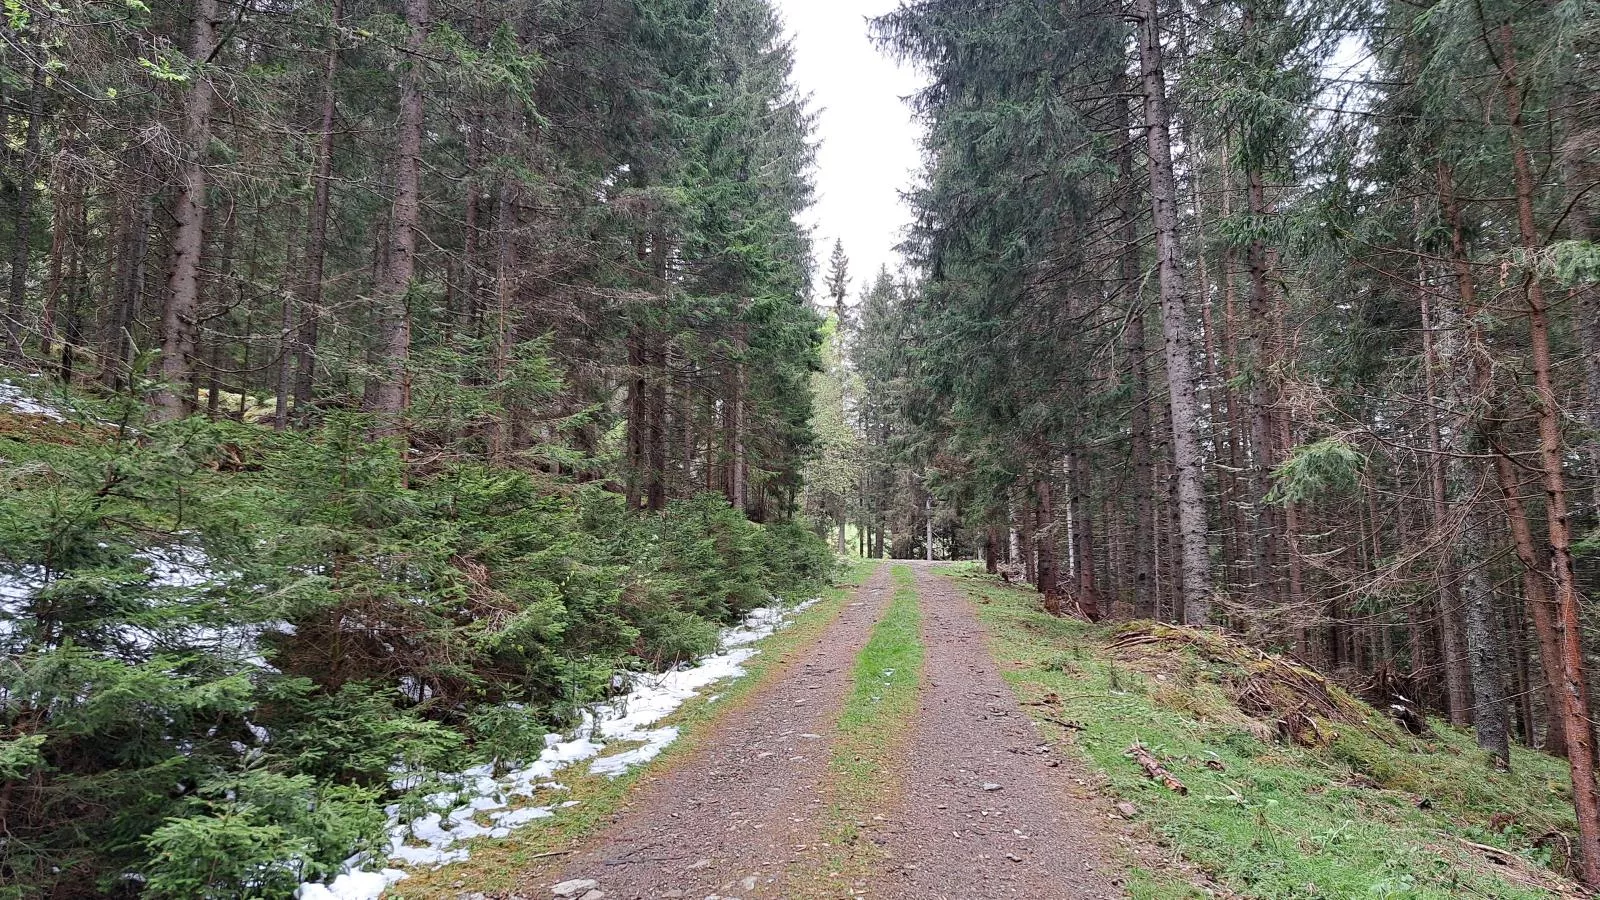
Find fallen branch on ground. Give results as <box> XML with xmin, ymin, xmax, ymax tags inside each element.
<box><xmin>1127</xmin><ymin>742</ymin><xmax>1188</xmax><ymax>794</ymax></box>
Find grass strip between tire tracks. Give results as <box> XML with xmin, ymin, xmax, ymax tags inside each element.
<box><xmin>803</xmin><ymin>563</ymin><xmax>924</xmax><ymax>893</ymax></box>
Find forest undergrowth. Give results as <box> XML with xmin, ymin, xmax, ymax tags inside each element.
<box><xmin>951</xmin><ymin>566</ymin><xmax>1586</xmax><ymax>900</ymax></box>
<box><xmin>0</xmin><ymin>378</ymin><xmax>836</xmax><ymax>898</ymax></box>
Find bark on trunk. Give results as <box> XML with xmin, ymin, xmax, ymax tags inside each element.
<box><xmin>1492</xmin><ymin>444</ymin><xmax>1576</xmax><ymax>758</ymax></box>
<box><xmin>1436</xmin><ymin>177</ymin><xmax>1506</xmax><ymax>758</ymax></box>
<box><xmin>153</xmin><ymin>0</ymin><xmax>221</xmax><ymax>422</ymax></box>
<box><xmin>1021</xmin><ymin>488</ymin><xmax>1038</xmax><ymax>587</ymax></box>
<box><xmin>1419</xmin><ymin>193</ymin><xmax>1474</xmax><ymax>725</ymax></box>
<box><xmin>1135</xmin><ymin>0</ymin><xmax>1212</xmax><ymax>623</ymax></box>
<box><xmin>488</xmin><ymin>181</ymin><xmax>516</xmax><ymax>462</ymax></box>
<box><xmin>1036</xmin><ymin>476</ymin><xmax>1059</xmax><ymax>613</ymax></box>
<box><xmin>728</xmin><ymin>348</ymin><xmax>747</xmax><ymax>513</ymax></box>
<box><xmin>365</xmin><ymin>0</ymin><xmax>428</xmax><ymax>438</ymax></box>
<box><xmin>5</xmin><ymin>59</ymin><xmax>44</xmax><ymax>361</ymax></box>
<box><xmin>292</xmin><ymin>0</ymin><xmax>344</xmax><ymax>411</ymax></box>
<box><xmin>1072</xmin><ymin>448</ymin><xmax>1100</xmax><ymax>620</ymax></box>
<box><xmin>1119</xmin><ymin>127</ymin><xmax>1157</xmax><ymax>620</ymax></box>
<box><xmin>1244</xmin><ymin>164</ymin><xmax>1280</xmax><ymax>613</ymax></box>
<box><xmin>1497</xmin><ymin>24</ymin><xmax>1600</xmax><ymax>883</ymax></box>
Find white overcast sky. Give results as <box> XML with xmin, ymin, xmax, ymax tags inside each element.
<box><xmin>774</xmin><ymin>0</ymin><xmax>927</xmax><ymax>304</ymax></box>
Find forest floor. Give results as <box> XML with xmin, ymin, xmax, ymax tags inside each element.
<box><xmin>393</xmin><ymin>562</ymin><xmax>1587</xmax><ymax>900</ymax></box>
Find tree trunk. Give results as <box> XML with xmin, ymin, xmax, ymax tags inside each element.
<box><xmin>488</xmin><ymin>181</ymin><xmax>516</xmax><ymax>462</ymax></box>
<box><xmin>153</xmin><ymin>0</ymin><xmax>221</xmax><ymax>421</ymax></box>
<box><xmin>1434</xmin><ymin>189</ymin><xmax>1486</xmax><ymax>725</ymax></box>
<box><xmin>1020</xmin><ymin>488</ymin><xmax>1038</xmax><ymax>587</ymax></box>
<box><xmin>40</xmin><ymin>154</ymin><xmax>69</xmax><ymax>366</ymax></box>
<box><xmin>5</xmin><ymin>58</ymin><xmax>44</xmax><ymax>362</ymax></box>
<box><xmin>1458</xmin><ymin>475</ymin><xmax>1510</xmax><ymax>766</ymax></box>
<box><xmin>1136</xmin><ymin>0</ymin><xmax>1211</xmax><ymax>623</ymax></box>
<box><xmin>1232</xmin><ymin>131</ymin><xmax>1281</xmax><ymax>616</ymax></box>
<box><xmin>1492</xmin><ymin>443</ymin><xmax>1575</xmax><ymax>758</ymax></box>
<box><xmin>1119</xmin><ymin>127</ymin><xmax>1157</xmax><ymax>620</ymax></box>
<box><xmin>1072</xmin><ymin>447</ymin><xmax>1100</xmax><ymax>620</ymax></box>
<box><xmin>292</xmin><ymin>0</ymin><xmax>344</xmax><ymax>411</ymax></box>
<box><xmin>1036</xmin><ymin>476</ymin><xmax>1059</xmax><ymax>613</ymax></box>
<box><xmin>102</xmin><ymin>158</ymin><xmax>152</xmax><ymax>391</ymax></box>
<box><xmin>728</xmin><ymin>353</ymin><xmax>747</xmax><ymax>512</ymax></box>
<box><xmin>1419</xmin><ymin>192</ymin><xmax>1474</xmax><ymax>725</ymax></box>
<box><xmin>1497</xmin><ymin>23</ymin><xmax>1600</xmax><ymax>883</ymax></box>
<box><xmin>57</xmin><ymin>191</ymin><xmax>87</xmax><ymax>384</ymax></box>
<box><xmin>366</xmin><ymin>0</ymin><xmax>428</xmax><ymax>437</ymax></box>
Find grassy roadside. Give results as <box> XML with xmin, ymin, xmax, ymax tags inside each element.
<box><xmin>943</xmin><ymin>564</ymin><xmax>1582</xmax><ymax>900</ymax></box>
<box><xmin>795</xmin><ymin>563</ymin><xmax>925</xmax><ymax>895</ymax></box>
<box><xmin>388</xmin><ymin>558</ymin><xmax>881</xmax><ymax>899</ymax></box>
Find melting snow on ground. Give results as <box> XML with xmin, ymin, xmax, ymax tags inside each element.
<box><xmin>0</xmin><ymin>377</ymin><xmax>69</xmax><ymax>421</ymax></box>
<box><xmin>296</xmin><ymin>596</ymin><xmax>820</xmax><ymax>900</ymax></box>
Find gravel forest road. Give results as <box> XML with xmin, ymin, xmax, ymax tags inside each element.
<box><xmin>550</xmin><ymin>566</ymin><xmax>893</xmax><ymax>899</ymax></box>
<box><xmin>537</xmin><ymin>562</ymin><xmax>1130</xmax><ymax>900</ymax></box>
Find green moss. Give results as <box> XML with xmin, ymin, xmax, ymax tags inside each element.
<box><xmin>956</xmin><ymin>571</ymin><xmax>1578</xmax><ymax>900</ymax></box>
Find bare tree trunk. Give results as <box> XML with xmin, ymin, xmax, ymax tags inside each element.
<box><xmin>1507</xmin><ymin>587</ymin><xmax>1536</xmax><ymax>747</ymax></box>
<box><xmin>1419</xmin><ymin>195</ymin><xmax>1474</xmax><ymax>725</ymax></box>
<box><xmin>5</xmin><ymin>58</ymin><xmax>43</xmax><ymax>361</ymax></box>
<box><xmin>1441</xmin><ymin>272</ymin><xmax>1507</xmax><ymax>763</ymax></box>
<box><xmin>1135</xmin><ymin>0</ymin><xmax>1211</xmax><ymax>623</ymax></box>
<box><xmin>1073</xmin><ymin>448</ymin><xmax>1100</xmax><ymax>621</ymax></box>
<box><xmin>1497</xmin><ymin>24</ymin><xmax>1600</xmax><ymax>882</ymax></box>
<box><xmin>1458</xmin><ymin>473</ymin><xmax>1510</xmax><ymax>766</ymax></box>
<box><xmin>39</xmin><ymin>158</ymin><xmax>68</xmax><ymax>365</ymax></box>
<box><xmin>1243</xmin><ymin>167</ymin><xmax>1281</xmax><ymax>615</ymax></box>
<box><xmin>1492</xmin><ymin>443</ymin><xmax>1574</xmax><ymax>758</ymax></box>
<box><xmin>729</xmin><ymin>349</ymin><xmax>747</xmax><ymax>513</ymax></box>
<box><xmin>487</xmin><ymin>181</ymin><xmax>516</xmax><ymax>462</ymax></box>
<box><xmin>102</xmin><ymin>158</ymin><xmax>152</xmax><ymax>391</ymax></box>
<box><xmin>1020</xmin><ymin>487</ymin><xmax>1038</xmax><ymax>587</ymax></box>
<box><xmin>292</xmin><ymin>0</ymin><xmax>344</xmax><ymax>411</ymax></box>
<box><xmin>1119</xmin><ymin>126</ymin><xmax>1157</xmax><ymax>620</ymax></box>
<box><xmin>1036</xmin><ymin>475</ymin><xmax>1059</xmax><ymax>613</ymax></box>
<box><xmin>627</xmin><ymin>329</ymin><xmax>646</xmax><ymax>509</ymax></box>
<box><xmin>273</xmin><ymin>279</ymin><xmax>295</xmax><ymax>428</ymax></box>
<box><xmin>366</xmin><ymin>0</ymin><xmax>428</xmax><ymax>438</ymax></box>
<box><xmin>57</xmin><ymin>189</ymin><xmax>87</xmax><ymax>384</ymax></box>
<box><xmin>153</xmin><ymin>0</ymin><xmax>220</xmax><ymax>422</ymax></box>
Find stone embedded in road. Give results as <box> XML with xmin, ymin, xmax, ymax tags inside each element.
<box><xmin>981</xmin><ymin>782</ymin><xmax>1002</xmax><ymax>791</ymax></box>
<box><xmin>552</xmin><ymin>878</ymin><xmax>599</xmax><ymax>898</ymax></box>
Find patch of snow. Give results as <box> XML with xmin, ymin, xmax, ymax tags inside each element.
<box><xmin>0</xmin><ymin>377</ymin><xmax>68</xmax><ymax>421</ymax></box>
<box><xmin>296</xmin><ymin>596</ymin><xmax>823</xmax><ymax>898</ymax></box>
<box><xmin>295</xmin><ymin>868</ymin><xmax>406</xmax><ymax>900</ymax></box>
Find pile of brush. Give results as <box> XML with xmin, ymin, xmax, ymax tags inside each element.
<box><xmin>1108</xmin><ymin>623</ymin><xmax>1387</xmax><ymax>746</ymax></box>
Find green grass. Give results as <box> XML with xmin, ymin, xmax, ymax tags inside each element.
<box><xmin>389</xmin><ymin>558</ymin><xmax>881</xmax><ymax>899</ymax></box>
<box><xmin>949</xmin><ymin>567</ymin><xmax>1580</xmax><ymax>900</ymax></box>
<box><xmin>799</xmin><ymin>563</ymin><xmax>925</xmax><ymax>890</ymax></box>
